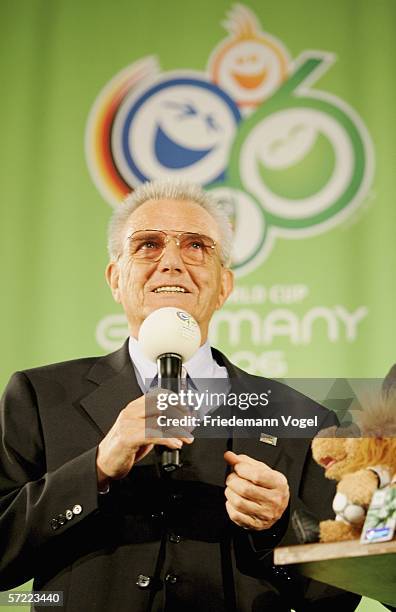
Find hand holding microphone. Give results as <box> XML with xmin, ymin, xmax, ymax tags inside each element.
<box><xmin>96</xmin><ymin>308</ymin><xmax>200</xmax><ymax>488</ymax></box>
<box><xmin>96</xmin><ymin>394</ymin><xmax>191</xmax><ymax>489</ymax></box>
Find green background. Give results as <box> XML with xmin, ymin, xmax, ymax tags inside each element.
<box><xmin>1</xmin><ymin>1</ymin><xmax>395</xmax><ymax>610</ymax></box>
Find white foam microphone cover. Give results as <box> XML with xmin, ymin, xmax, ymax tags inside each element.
<box><xmin>138</xmin><ymin>307</ymin><xmax>201</xmax><ymax>363</ymax></box>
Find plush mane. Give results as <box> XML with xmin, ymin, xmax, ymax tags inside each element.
<box><xmin>344</xmin><ymin>437</ymin><xmax>396</xmax><ymax>474</ymax></box>
<box><xmin>344</xmin><ymin>390</ymin><xmax>396</xmax><ymax>474</ymax></box>
<box><xmin>358</xmin><ymin>390</ymin><xmax>396</xmax><ymax>438</ymax></box>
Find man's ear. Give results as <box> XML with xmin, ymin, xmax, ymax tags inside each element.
<box><xmin>105</xmin><ymin>261</ymin><xmax>121</xmax><ymax>303</ymax></box>
<box><xmin>216</xmin><ymin>267</ymin><xmax>234</xmax><ymax>310</ymax></box>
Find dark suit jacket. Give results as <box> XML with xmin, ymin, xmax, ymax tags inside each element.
<box><xmin>0</xmin><ymin>342</ymin><xmax>360</xmax><ymax>611</ymax></box>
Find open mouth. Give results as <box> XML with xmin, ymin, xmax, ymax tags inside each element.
<box><xmin>154</xmin><ymin>125</ymin><xmax>213</xmax><ymax>169</ymax></box>
<box><xmin>231</xmin><ymin>68</ymin><xmax>268</xmax><ymax>90</ymax></box>
<box><xmin>318</xmin><ymin>456</ymin><xmax>338</xmax><ymax>470</ymax></box>
<box><xmin>152</xmin><ymin>285</ymin><xmax>189</xmax><ymax>294</ymax></box>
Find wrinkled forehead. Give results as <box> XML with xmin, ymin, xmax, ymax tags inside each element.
<box><xmin>125</xmin><ymin>198</ymin><xmax>221</xmax><ymax>241</ymax></box>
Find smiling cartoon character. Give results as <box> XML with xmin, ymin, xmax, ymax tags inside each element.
<box><xmin>208</xmin><ymin>4</ymin><xmax>290</xmax><ymax>111</ymax></box>
<box><xmin>111</xmin><ymin>73</ymin><xmax>241</xmax><ymax>187</ymax></box>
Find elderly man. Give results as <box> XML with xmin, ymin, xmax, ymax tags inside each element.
<box><xmin>0</xmin><ymin>180</ymin><xmax>359</xmax><ymax>611</ymax></box>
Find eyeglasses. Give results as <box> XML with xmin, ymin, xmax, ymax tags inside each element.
<box><xmin>125</xmin><ymin>229</ymin><xmax>218</xmax><ymax>266</ymax></box>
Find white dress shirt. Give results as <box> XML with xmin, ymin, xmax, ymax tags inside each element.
<box><xmin>128</xmin><ymin>336</ymin><xmax>229</xmax><ymax>394</ymax></box>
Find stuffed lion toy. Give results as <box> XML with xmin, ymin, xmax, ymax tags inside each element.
<box><xmin>311</xmin><ymin>390</ymin><xmax>396</xmax><ymax>542</ymax></box>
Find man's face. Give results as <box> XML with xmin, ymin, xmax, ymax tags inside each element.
<box><xmin>106</xmin><ymin>198</ymin><xmax>234</xmax><ymax>343</ymax></box>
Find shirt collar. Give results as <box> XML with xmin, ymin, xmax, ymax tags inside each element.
<box><xmin>128</xmin><ymin>336</ymin><xmax>228</xmax><ymax>391</ymax></box>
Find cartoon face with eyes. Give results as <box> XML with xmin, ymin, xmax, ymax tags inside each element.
<box><xmin>238</xmin><ymin>107</ymin><xmax>353</xmax><ymax>223</ymax></box>
<box><xmin>156</xmin><ymin>100</ymin><xmax>222</xmax><ymax>169</ymax></box>
<box><xmin>111</xmin><ymin>73</ymin><xmax>241</xmax><ymax>186</ymax></box>
<box><xmin>231</xmin><ymin>47</ymin><xmax>268</xmax><ymax>90</ymax></box>
<box><xmin>208</xmin><ymin>5</ymin><xmax>289</xmax><ymax>109</ymax></box>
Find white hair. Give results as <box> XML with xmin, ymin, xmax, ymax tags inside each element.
<box><xmin>107</xmin><ymin>179</ymin><xmax>233</xmax><ymax>265</ymax></box>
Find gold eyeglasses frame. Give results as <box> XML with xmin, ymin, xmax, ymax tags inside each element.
<box><xmin>121</xmin><ymin>228</ymin><xmax>220</xmax><ymax>266</ymax></box>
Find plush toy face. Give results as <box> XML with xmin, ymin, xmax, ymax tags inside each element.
<box><xmin>312</xmin><ymin>426</ymin><xmax>350</xmax><ymax>480</ymax></box>
<box><xmin>312</xmin><ymin>421</ymin><xmax>396</xmax><ymax>482</ymax></box>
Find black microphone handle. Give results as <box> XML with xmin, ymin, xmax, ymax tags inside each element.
<box><xmin>157</xmin><ymin>353</ymin><xmax>183</xmax><ymax>472</ymax></box>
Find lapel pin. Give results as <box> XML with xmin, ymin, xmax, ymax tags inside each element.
<box><xmin>260</xmin><ymin>433</ymin><xmax>278</xmax><ymax>446</ymax></box>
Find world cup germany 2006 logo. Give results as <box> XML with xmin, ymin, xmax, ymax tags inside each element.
<box><xmin>86</xmin><ymin>4</ymin><xmax>374</xmax><ymax>277</ymax></box>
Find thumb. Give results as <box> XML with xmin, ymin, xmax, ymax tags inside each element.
<box><xmin>224</xmin><ymin>451</ymin><xmax>242</xmax><ymax>466</ymax></box>
<box><xmin>224</xmin><ymin>451</ymin><xmax>262</xmax><ymax>467</ymax></box>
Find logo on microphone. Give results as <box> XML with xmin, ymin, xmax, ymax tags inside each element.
<box><xmin>177</xmin><ymin>310</ymin><xmax>198</xmax><ymax>328</ymax></box>
<box><xmin>176</xmin><ymin>311</ymin><xmax>190</xmax><ymax>321</ymax></box>
<box><xmin>86</xmin><ymin>4</ymin><xmax>374</xmax><ymax>277</ymax></box>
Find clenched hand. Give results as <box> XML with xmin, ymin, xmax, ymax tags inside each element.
<box><xmin>224</xmin><ymin>451</ymin><xmax>289</xmax><ymax>531</ymax></box>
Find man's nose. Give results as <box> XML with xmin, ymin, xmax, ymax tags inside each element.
<box><xmin>158</xmin><ymin>238</ymin><xmax>185</xmax><ymax>272</ymax></box>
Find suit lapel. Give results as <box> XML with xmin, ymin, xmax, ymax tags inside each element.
<box><xmin>80</xmin><ymin>340</ymin><xmax>142</xmax><ymax>436</ymax></box>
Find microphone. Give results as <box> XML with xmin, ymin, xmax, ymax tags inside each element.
<box><xmin>138</xmin><ymin>307</ymin><xmax>201</xmax><ymax>471</ymax></box>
